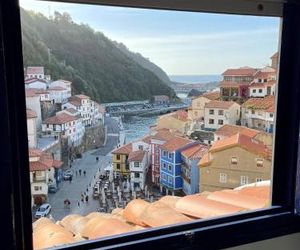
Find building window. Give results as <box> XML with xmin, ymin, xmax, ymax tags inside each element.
<box><xmin>34</xmin><ymin>186</ymin><xmax>39</xmax><ymax>191</ymax></box>
<box><xmin>162</xmin><ymin>163</ymin><xmax>166</xmax><ymax>169</ymax></box>
<box><xmin>218</xmin><ymin>110</ymin><xmax>224</xmax><ymax>115</ymax></box>
<box><xmin>134</xmin><ymin>173</ymin><xmax>140</xmax><ymax>178</ymax></box>
<box><xmin>116</xmin><ymin>154</ymin><xmax>120</xmax><ymax>160</ymax></box>
<box><xmin>163</xmin><ymin>150</ymin><xmax>167</xmax><ymax>157</ymax></box>
<box><xmin>251</xmin><ymin>110</ymin><xmax>255</xmax><ymax>114</ymax></box>
<box><xmin>231</xmin><ymin>157</ymin><xmax>238</xmax><ymax>165</ymax></box>
<box><xmin>219</xmin><ymin>173</ymin><xmax>227</xmax><ymax>183</ymax></box>
<box><xmin>116</xmin><ymin>164</ymin><xmax>120</xmax><ymax>170</ymax></box>
<box><xmin>209</xmin><ymin>109</ymin><xmax>214</xmax><ymax>115</ymax></box>
<box><xmin>253</xmin><ymin>89</ymin><xmax>257</xmax><ymax>93</ymax></box>
<box><xmin>270</xmin><ymin>113</ymin><xmax>274</xmax><ymax>118</ymax></box>
<box><xmin>256</xmin><ymin>178</ymin><xmax>263</xmax><ymax>182</ymax></box>
<box><xmin>168</xmin><ymin>153</ymin><xmax>173</xmax><ymax>159</ymax></box>
<box><xmin>218</xmin><ymin>119</ymin><xmax>224</xmax><ymax>125</ymax></box>
<box><xmin>259</xmin><ymin>89</ymin><xmax>263</xmax><ymax>93</ymax></box>
<box><xmin>138</xmin><ymin>145</ymin><xmax>143</xmax><ymax>150</ymax></box>
<box><xmin>134</xmin><ymin>162</ymin><xmax>139</xmax><ymax>168</ymax></box>
<box><xmin>256</xmin><ymin>158</ymin><xmax>264</xmax><ymax>167</ymax></box>
<box><xmin>168</xmin><ymin>176</ymin><xmax>172</xmax><ymax>184</ymax></box>
<box><xmin>240</xmin><ymin>176</ymin><xmax>249</xmax><ymax>185</ymax></box>
<box><xmin>168</xmin><ymin>165</ymin><xmax>172</xmax><ymax>172</ymax></box>
<box><xmin>209</xmin><ymin>119</ymin><xmax>214</xmax><ymax>124</ymax></box>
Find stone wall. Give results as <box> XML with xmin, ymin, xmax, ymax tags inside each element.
<box><xmin>41</xmin><ymin>101</ymin><xmax>56</xmax><ymax>120</ymax></box>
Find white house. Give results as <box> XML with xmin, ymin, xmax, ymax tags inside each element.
<box><xmin>29</xmin><ymin>148</ymin><xmax>62</xmax><ymax>206</ymax></box>
<box><xmin>25</xmin><ymin>66</ymin><xmax>45</xmax><ymax>80</ymax></box>
<box><xmin>128</xmin><ymin>150</ymin><xmax>148</xmax><ymax>190</ymax></box>
<box><xmin>249</xmin><ymin>80</ymin><xmax>276</xmax><ymax>98</ymax></box>
<box><xmin>25</xmin><ymin>89</ymin><xmax>42</xmax><ymax>130</ymax></box>
<box><xmin>50</xmin><ymin>79</ymin><xmax>72</xmax><ymax>96</ymax></box>
<box><xmin>25</xmin><ymin>78</ymin><xmax>47</xmax><ymax>90</ymax></box>
<box><xmin>42</xmin><ymin>112</ymin><xmax>85</xmax><ymax>146</ymax></box>
<box><xmin>241</xmin><ymin>96</ymin><xmax>275</xmax><ymax>133</ymax></box>
<box><xmin>26</xmin><ymin>109</ymin><xmax>37</xmax><ymax>148</ymax></box>
<box><xmin>204</xmin><ymin>100</ymin><xmax>240</xmax><ymax>130</ymax></box>
<box><xmin>63</xmin><ymin>95</ymin><xmax>96</xmax><ymax>126</ymax></box>
<box><xmin>48</xmin><ymin>86</ymin><xmax>70</xmax><ymax>104</ymax></box>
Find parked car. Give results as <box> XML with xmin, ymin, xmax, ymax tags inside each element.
<box><xmin>63</xmin><ymin>170</ymin><xmax>73</xmax><ymax>180</ymax></box>
<box><xmin>48</xmin><ymin>184</ymin><xmax>57</xmax><ymax>193</ymax></box>
<box><xmin>35</xmin><ymin>203</ymin><xmax>51</xmax><ymax>219</ymax></box>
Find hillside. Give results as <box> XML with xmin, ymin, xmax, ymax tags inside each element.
<box><xmin>21</xmin><ymin>10</ymin><xmax>176</xmax><ymax>103</ymax></box>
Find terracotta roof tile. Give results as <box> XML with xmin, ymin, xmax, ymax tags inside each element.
<box><xmin>219</xmin><ymin>81</ymin><xmax>241</xmax><ymax>87</ymax></box>
<box><xmin>205</xmin><ymin>100</ymin><xmax>239</xmax><ymax>109</ymax></box>
<box><xmin>161</xmin><ymin>136</ymin><xmax>193</xmax><ymax>152</ymax></box>
<box><xmin>128</xmin><ymin>150</ymin><xmax>146</xmax><ymax>162</ymax></box>
<box><xmin>29</xmin><ymin>148</ymin><xmax>55</xmax><ymax>171</ymax></box>
<box><xmin>151</xmin><ymin>129</ymin><xmax>174</xmax><ymax>141</ymax></box>
<box><xmin>222</xmin><ymin>67</ymin><xmax>257</xmax><ymax>76</ymax></box>
<box><xmin>75</xmin><ymin>94</ymin><xmax>90</xmax><ymax>99</ymax></box>
<box><xmin>26</xmin><ymin>66</ymin><xmax>44</xmax><ymax>75</ymax></box>
<box><xmin>26</xmin><ymin>109</ymin><xmax>37</xmax><ymax>119</ymax></box>
<box><xmin>202</xmin><ymin>91</ymin><xmax>220</xmax><ymax>100</ymax></box>
<box><xmin>181</xmin><ymin>144</ymin><xmax>208</xmax><ymax>160</ymax></box>
<box><xmin>242</xmin><ymin>96</ymin><xmax>275</xmax><ymax>110</ymax></box>
<box><xmin>43</xmin><ymin>113</ymin><xmax>77</xmax><ymax>125</ymax></box>
<box><xmin>112</xmin><ymin>143</ymin><xmax>132</xmax><ymax>155</ymax></box>
<box><xmin>215</xmin><ymin>125</ymin><xmax>259</xmax><ymax>138</ymax></box>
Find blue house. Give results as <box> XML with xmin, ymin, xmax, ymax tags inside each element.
<box><xmin>181</xmin><ymin>144</ymin><xmax>208</xmax><ymax>195</ymax></box>
<box><xmin>160</xmin><ymin>137</ymin><xmax>194</xmax><ymax>195</ymax></box>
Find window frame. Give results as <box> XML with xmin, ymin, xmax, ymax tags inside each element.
<box><xmin>2</xmin><ymin>1</ymin><xmax>300</xmax><ymax>250</ymax></box>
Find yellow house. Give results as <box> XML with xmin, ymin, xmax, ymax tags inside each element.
<box><xmin>198</xmin><ymin>133</ymin><xmax>272</xmax><ymax>192</ymax></box>
<box><xmin>156</xmin><ymin>110</ymin><xmax>189</xmax><ymax>135</ymax></box>
<box><xmin>111</xmin><ymin>143</ymin><xmax>132</xmax><ymax>178</ymax></box>
<box><xmin>188</xmin><ymin>91</ymin><xmax>220</xmax><ymax>121</ymax></box>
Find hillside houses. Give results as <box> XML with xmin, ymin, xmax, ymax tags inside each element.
<box><xmin>241</xmin><ymin>96</ymin><xmax>275</xmax><ymax>133</ymax></box>
<box><xmin>203</xmin><ymin>100</ymin><xmax>240</xmax><ymax>130</ymax></box>
<box><xmin>198</xmin><ymin>133</ymin><xmax>272</xmax><ymax>192</ymax></box>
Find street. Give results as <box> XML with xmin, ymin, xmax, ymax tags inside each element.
<box><xmin>46</xmin><ymin>116</ymin><xmax>121</xmax><ymax>221</ymax></box>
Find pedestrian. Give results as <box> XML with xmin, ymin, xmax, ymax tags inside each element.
<box><xmin>86</xmin><ymin>187</ymin><xmax>88</xmax><ymax>193</ymax></box>
<box><xmin>78</xmin><ymin>201</ymin><xmax>80</xmax><ymax>207</ymax></box>
<box><xmin>70</xmin><ymin>164</ymin><xmax>72</xmax><ymax>169</ymax></box>
<box><xmin>85</xmin><ymin>195</ymin><xmax>89</xmax><ymax>203</ymax></box>
<box><xmin>79</xmin><ymin>169</ymin><xmax>82</xmax><ymax>176</ymax></box>
<box><xmin>83</xmin><ymin>170</ymin><xmax>86</xmax><ymax>177</ymax></box>
<box><xmin>75</xmin><ymin>170</ymin><xmax>78</xmax><ymax>177</ymax></box>
<box><xmin>69</xmin><ymin>176</ymin><xmax>72</xmax><ymax>183</ymax></box>
<box><xmin>81</xmin><ymin>197</ymin><xmax>84</xmax><ymax>203</ymax></box>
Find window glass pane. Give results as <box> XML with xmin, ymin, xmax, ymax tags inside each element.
<box><xmin>20</xmin><ymin>0</ymin><xmax>280</xmax><ymax>248</ymax></box>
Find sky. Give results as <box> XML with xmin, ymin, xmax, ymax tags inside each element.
<box><xmin>20</xmin><ymin>0</ymin><xmax>280</xmax><ymax>75</ymax></box>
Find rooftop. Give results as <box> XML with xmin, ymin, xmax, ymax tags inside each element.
<box><xmin>215</xmin><ymin>124</ymin><xmax>259</xmax><ymax>138</ymax></box>
<box><xmin>151</xmin><ymin>128</ymin><xmax>174</xmax><ymax>141</ymax></box>
<box><xmin>242</xmin><ymin>96</ymin><xmax>275</xmax><ymax>111</ymax></box>
<box><xmin>43</xmin><ymin>113</ymin><xmax>77</xmax><ymax>125</ymax></box>
<box><xmin>222</xmin><ymin>67</ymin><xmax>257</xmax><ymax>77</ymax></box>
<box><xmin>205</xmin><ymin>100</ymin><xmax>238</xmax><ymax>109</ymax></box>
<box><xmin>202</xmin><ymin>91</ymin><xmax>220</xmax><ymax>100</ymax></box>
<box><xmin>112</xmin><ymin>143</ymin><xmax>132</xmax><ymax>155</ymax></box>
<box><xmin>32</xmin><ymin>183</ymin><xmax>270</xmax><ymax>250</ymax></box>
<box><xmin>128</xmin><ymin>150</ymin><xmax>146</xmax><ymax>162</ymax></box>
<box><xmin>161</xmin><ymin>136</ymin><xmax>193</xmax><ymax>152</ymax></box>
<box><xmin>181</xmin><ymin>144</ymin><xmax>208</xmax><ymax>160</ymax></box>
<box><xmin>26</xmin><ymin>66</ymin><xmax>44</xmax><ymax>75</ymax></box>
<box><xmin>29</xmin><ymin>148</ymin><xmax>62</xmax><ymax>171</ymax></box>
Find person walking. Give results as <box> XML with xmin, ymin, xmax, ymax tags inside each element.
<box><xmin>78</xmin><ymin>201</ymin><xmax>80</xmax><ymax>207</ymax></box>
<box><xmin>69</xmin><ymin>175</ymin><xmax>72</xmax><ymax>183</ymax></box>
<box><xmin>83</xmin><ymin>170</ymin><xmax>86</xmax><ymax>177</ymax></box>
<box><xmin>85</xmin><ymin>195</ymin><xmax>89</xmax><ymax>204</ymax></box>
<box><xmin>75</xmin><ymin>170</ymin><xmax>78</xmax><ymax>177</ymax></box>
<box><xmin>79</xmin><ymin>169</ymin><xmax>82</xmax><ymax>176</ymax></box>
<box><xmin>81</xmin><ymin>196</ymin><xmax>84</xmax><ymax>203</ymax></box>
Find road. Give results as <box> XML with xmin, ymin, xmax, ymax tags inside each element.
<box><xmin>45</xmin><ymin>116</ymin><xmax>121</xmax><ymax>221</ymax></box>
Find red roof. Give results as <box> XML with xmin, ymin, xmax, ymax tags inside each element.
<box><xmin>202</xmin><ymin>91</ymin><xmax>220</xmax><ymax>100</ymax></box>
<box><xmin>25</xmin><ymin>89</ymin><xmax>39</xmax><ymax>97</ymax></box>
<box><xmin>205</xmin><ymin>100</ymin><xmax>238</xmax><ymax>109</ymax></box>
<box><xmin>162</xmin><ymin>136</ymin><xmax>193</xmax><ymax>152</ymax></box>
<box><xmin>242</xmin><ymin>96</ymin><xmax>275</xmax><ymax>110</ymax></box>
<box><xmin>75</xmin><ymin>94</ymin><xmax>90</xmax><ymax>100</ymax></box>
<box><xmin>181</xmin><ymin>144</ymin><xmax>208</xmax><ymax>160</ymax></box>
<box><xmin>112</xmin><ymin>143</ymin><xmax>132</xmax><ymax>155</ymax></box>
<box><xmin>43</xmin><ymin>113</ymin><xmax>77</xmax><ymax>125</ymax></box>
<box><xmin>215</xmin><ymin>125</ymin><xmax>259</xmax><ymax>138</ymax></box>
<box><xmin>128</xmin><ymin>150</ymin><xmax>146</xmax><ymax>162</ymax></box>
<box><xmin>25</xmin><ymin>78</ymin><xmax>47</xmax><ymax>84</ymax></box>
<box><xmin>29</xmin><ymin>148</ymin><xmax>57</xmax><ymax>171</ymax></box>
<box><xmin>219</xmin><ymin>81</ymin><xmax>244</xmax><ymax>87</ymax></box>
<box><xmin>222</xmin><ymin>67</ymin><xmax>257</xmax><ymax>76</ymax></box>
<box><xmin>26</xmin><ymin>109</ymin><xmax>37</xmax><ymax>119</ymax></box>
<box><xmin>151</xmin><ymin>129</ymin><xmax>174</xmax><ymax>141</ymax></box>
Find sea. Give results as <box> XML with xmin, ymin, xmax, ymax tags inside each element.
<box><xmin>169</xmin><ymin>74</ymin><xmax>222</xmax><ymax>84</ymax></box>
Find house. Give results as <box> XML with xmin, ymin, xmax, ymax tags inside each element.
<box><xmin>42</xmin><ymin>112</ymin><xmax>85</xmax><ymax>146</ymax></box>
<box><xmin>149</xmin><ymin>128</ymin><xmax>174</xmax><ymax>185</ymax></box>
<box><xmin>198</xmin><ymin>133</ymin><xmax>272</xmax><ymax>192</ymax></box>
<box><xmin>270</xmin><ymin>52</ymin><xmax>279</xmax><ymax>70</ymax></box>
<box><xmin>181</xmin><ymin>143</ymin><xmax>208</xmax><ymax>195</ymax></box>
<box><xmin>25</xmin><ymin>66</ymin><xmax>45</xmax><ymax>80</ymax></box>
<box><xmin>29</xmin><ymin>148</ymin><xmax>62</xmax><ymax>206</ymax></box>
<box><xmin>203</xmin><ymin>100</ymin><xmax>240</xmax><ymax>130</ymax></box>
<box><xmin>25</xmin><ymin>89</ymin><xmax>42</xmax><ymax>130</ymax></box>
<box><xmin>156</xmin><ymin>110</ymin><xmax>189</xmax><ymax>135</ymax></box>
<box><xmin>25</xmin><ymin>78</ymin><xmax>47</xmax><ymax>90</ymax></box>
<box><xmin>47</xmin><ymin>86</ymin><xmax>70</xmax><ymax>104</ymax></box>
<box><xmin>26</xmin><ymin>109</ymin><xmax>37</xmax><ymax>148</ymax></box>
<box><xmin>63</xmin><ymin>94</ymin><xmax>96</xmax><ymax>126</ymax></box>
<box><xmin>219</xmin><ymin>67</ymin><xmax>257</xmax><ymax>101</ymax></box>
<box><xmin>187</xmin><ymin>91</ymin><xmax>220</xmax><ymax>122</ymax></box>
<box><xmin>151</xmin><ymin>95</ymin><xmax>170</xmax><ymax>104</ymax></box>
<box><xmin>214</xmin><ymin>124</ymin><xmax>259</xmax><ymax>141</ymax></box>
<box><xmin>160</xmin><ymin>136</ymin><xmax>194</xmax><ymax>195</ymax></box>
<box><xmin>50</xmin><ymin>79</ymin><xmax>72</xmax><ymax>96</ymax></box>
<box><xmin>111</xmin><ymin>143</ymin><xmax>132</xmax><ymax>179</ymax></box>
<box><xmin>128</xmin><ymin>150</ymin><xmax>148</xmax><ymax>190</ymax></box>
<box><xmin>241</xmin><ymin>96</ymin><xmax>275</xmax><ymax>133</ymax></box>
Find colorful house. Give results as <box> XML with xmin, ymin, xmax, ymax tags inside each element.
<box><xmin>160</xmin><ymin>136</ymin><xmax>194</xmax><ymax>195</ymax></box>
<box><xmin>111</xmin><ymin>143</ymin><xmax>132</xmax><ymax>179</ymax></box>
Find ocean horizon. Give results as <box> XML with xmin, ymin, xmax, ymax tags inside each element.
<box><xmin>169</xmin><ymin>74</ymin><xmax>222</xmax><ymax>84</ymax></box>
